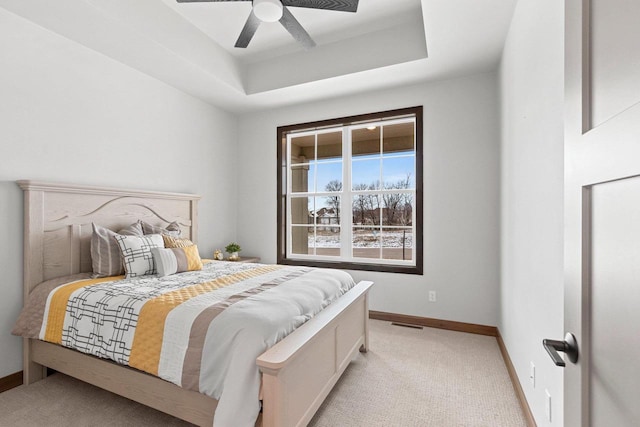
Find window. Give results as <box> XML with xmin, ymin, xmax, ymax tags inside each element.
<box><xmin>277</xmin><ymin>107</ymin><xmax>423</xmax><ymax>274</ymax></box>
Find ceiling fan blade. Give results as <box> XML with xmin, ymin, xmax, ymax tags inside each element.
<box><xmin>235</xmin><ymin>10</ymin><xmax>261</xmax><ymax>48</ymax></box>
<box><xmin>279</xmin><ymin>7</ymin><xmax>316</xmax><ymax>49</ymax></box>
<box><xmin>281</xmin><ymin>0</ymin><xmax>358</xmax><ymax>12</ymax></box>
<box><xmin>177</xmin><ymin>0</ymin><xmax>250</xmax><ymax>3</ymax></box>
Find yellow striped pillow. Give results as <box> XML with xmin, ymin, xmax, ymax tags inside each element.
<box><xmin>162</xmin><ymin>234</ymin><xmax>194</xmax><ymax>248</ymax></box>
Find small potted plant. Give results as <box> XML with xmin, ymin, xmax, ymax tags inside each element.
<box><xmin>225</xmin><ymin>242</ymin><xmax>241</xmax><ymax>261</ymax></box>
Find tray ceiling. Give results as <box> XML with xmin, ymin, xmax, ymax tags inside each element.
<box><xmin>0</xmin><ymin>0</ymin><xmax>517</xmax><ymax>113</ymax></box>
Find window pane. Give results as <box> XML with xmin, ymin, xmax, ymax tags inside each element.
<box><xmin>352</xmin><ymin>159</ymin><xmax>380</xmax><ymax>190</ymax></box>
<box><xmin>382</xmin><ymin>193</ymin><xmax>413</xmax><ymax>226</ymax></box>
<box><xmin>382</xmin><ymin>156</ymin><xmax>415</xmax><ymax>189</ymax></box>
<box><xmin>316</xmin><ymin>162</ymin><xmax>342</xmax><ymax>192</ymax></box>
<box><xmin>352</xmin><ymin>227</ymin><xmax>381</xmax><ymax>259</ymax></box>
<box><xmin>291</xmin><ymin>196</ymin><xmax>312</xmax><ymax>225</ymax></box>
<box><xmin>352</xmin><ymin>127</ymin><xmax>380</xmax><ymax>158</ymax></box>
<box><xmin>314</xmin><ymin>228</ymin><xmax>341</xmax><ymax>257</ymax></box>
<box><xmin>317</xmin><ymin>131</ymin><xmax>342</xmax><ymax>162</ymax></box>
<box><xmin>291</xmin><ymin>225</ymin><xmax>313</xmax><ymax>256</ymax></box>
<box><xmin>382</xmin><ymin>227</ymin><xmax>413</xmax><ymax>261</ymax></box>
<box><xmin>314</xmin><ymin>196</ymin><xmax>341</xmax><ymax>226</ymax></box>
<box><xmin>352</xmin><ymin>194</ymin><xmax>380</xmax><ymax>226</ymax></box>
<box><xmin>383</xmin><ymin>122</ymin><xmax>414</xmax><ymax>156</ymax></box>
<box><xmin>291</xmin><ymin>163</ymin><xmax>313</xmax><ymax>193</ymax></box>
<box><xmin>291</xmin><ymin>134</ymin><xmax>315</xmax><ymax>164</ymax></box>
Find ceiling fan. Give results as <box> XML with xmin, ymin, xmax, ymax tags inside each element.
<box><xmin>176</xmin><ymin>0</ymin><xmax>359</xmax><ymax>49</ymax></box>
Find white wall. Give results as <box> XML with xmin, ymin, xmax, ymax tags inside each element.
<box><xmin>499</xmin><ymin>0</ymin><xmax>564</xmax><ymax>425</ymax></box>
<box><xmin>0</xmin><ymin>9</ymin><xmax>238</xmax><ymax>378</ymax></box>
<box><xmin>237</xmin><ymin>73</ymin><xmax>501</xmax><ymax>327</ymax></box>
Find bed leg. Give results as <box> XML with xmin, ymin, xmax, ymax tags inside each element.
<box><xmin>23</xmin><ymin>338</ymin><xmax>46</xmax><ymax>384</ymax></box>
<box><xmin>360</xmin><ymin>293</ymin><xmax>370</xmax><ymax>353</ymax></box>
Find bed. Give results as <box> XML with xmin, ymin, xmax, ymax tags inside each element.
<box><xmin>15</xmin><ymin>180</ymin><xmax>373</xmax><ymax>427</ymax></box>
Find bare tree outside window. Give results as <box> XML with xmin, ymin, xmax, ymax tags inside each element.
<box><xmin>383</xmin><ymin>174</ymin><xmax>412</xmax><ymax>226</ymax></box>
<box><xmin>324</xmin><ymin>180</ymin><xmax>342</xmax><ymax>221</ymax></box>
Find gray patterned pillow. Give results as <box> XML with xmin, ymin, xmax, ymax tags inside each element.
<box><xmin>91</xmin><ymin>222</ymin><xmax>144</xmax><ymax>277</ymax></box>
<box><xmin>119</xmin><ymin>221</ymin><xmax>143</xmax><ymax>236</ymax></box>
<box><xmin>140</xmin><ymin>220</ymin><xmax>182</xmax><ymax>237</ymax></box>
<box><xmin>114</xmin><ymin>234</ymin><xmax>164</xmax><ymax>278</ymax></box>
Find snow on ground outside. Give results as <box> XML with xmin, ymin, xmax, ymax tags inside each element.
<box><xmin>308</xmin><ymin>231</ymin><xmax>413</xmax><ymax>248</ymax></box>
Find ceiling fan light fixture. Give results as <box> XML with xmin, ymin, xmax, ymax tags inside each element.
<box><xmin>253</xmin><ymin>0</ymin><xmax>283</xmax><ymax>23</ymax></box>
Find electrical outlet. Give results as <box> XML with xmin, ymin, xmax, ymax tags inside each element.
<box><xmin>529</xmin><ymin>362</ymin><xmax>535</xmax><ymax>388</ymax></box>
<box><xmin>428</xmin><ymin>291</ymin><xmax>436</xmax><ymax>302</ymax></box>
<box><xmin>545</xmin><ymin>389</ymin><xmax>552</xmax><ymax>422</ymax></box>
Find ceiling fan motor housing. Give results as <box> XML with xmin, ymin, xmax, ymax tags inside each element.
<box><xmin>253</xmin><ymin>0</ymin><xmax>283</xmax><ymax>22</ymax></box>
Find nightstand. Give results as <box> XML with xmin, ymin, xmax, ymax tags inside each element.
<box><xmin>231</xmin><ymin>256</ymin><xmax>261</xmax><ymax>263</ymax></box>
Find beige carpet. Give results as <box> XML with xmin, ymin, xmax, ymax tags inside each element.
<box><xmin>0</xmin><ymin>320</ymin><xmax>526</xmax><ymax>427</ymax></box>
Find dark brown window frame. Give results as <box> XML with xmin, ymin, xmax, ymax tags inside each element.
<box><xmin>277</xmin><ymin>106</ymin><xmax>423</xmax><ymax>275</ymax></box>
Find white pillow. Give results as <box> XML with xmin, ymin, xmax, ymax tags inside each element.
<box><xmin>114</xmin><ymin>234</ymin><xmax>164</xmax><ymax>278</ymax></box>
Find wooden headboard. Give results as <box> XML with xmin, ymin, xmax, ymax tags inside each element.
<box><xmin>18</xmin><ymin>180</ymin><xmax>201</xmax><ymax>300</ymax></box>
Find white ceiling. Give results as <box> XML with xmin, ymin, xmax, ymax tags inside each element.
<box><xmin>0</xmin><ymin>0</ymin><xmax>518</xmax><ymax>113</ymax></box>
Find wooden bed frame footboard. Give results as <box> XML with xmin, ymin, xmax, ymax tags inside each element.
<box><xmin>18</xmin><ymin>180</ymin><xmax>373</xmax><ymax>427</ymax></box>
<box><xmin>259</xmin><ymin>280</ymin><xmax>372</xmax><ymax>427</ymax></box>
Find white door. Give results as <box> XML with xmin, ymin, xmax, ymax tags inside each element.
<box><xmin>561</xmin><ymin>0</ymin><xmax>640</xmax><ymax>425</ymax></box>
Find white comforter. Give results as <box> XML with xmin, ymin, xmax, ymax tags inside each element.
<box><xmin>202</xmin><ymin>266</ymin><xmax>354</xmax><ymax>426</ymax></box>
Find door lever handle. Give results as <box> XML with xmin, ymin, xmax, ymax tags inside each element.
<box><xmin>543</xmin><ymin>333</ymin><xmax>579</xmax><ymax>367</ymax></box>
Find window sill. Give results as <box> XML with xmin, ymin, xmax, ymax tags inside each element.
<box><xmin>278</xmin><ymin>257</ymin><xmax>423</xmax><ymax>275</ymax></box>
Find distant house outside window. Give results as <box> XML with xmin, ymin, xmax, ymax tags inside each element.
<box><xmin>277</xmin><ymin>106</ymin><xmax>423</xmax><ymax>274</ymax></box>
